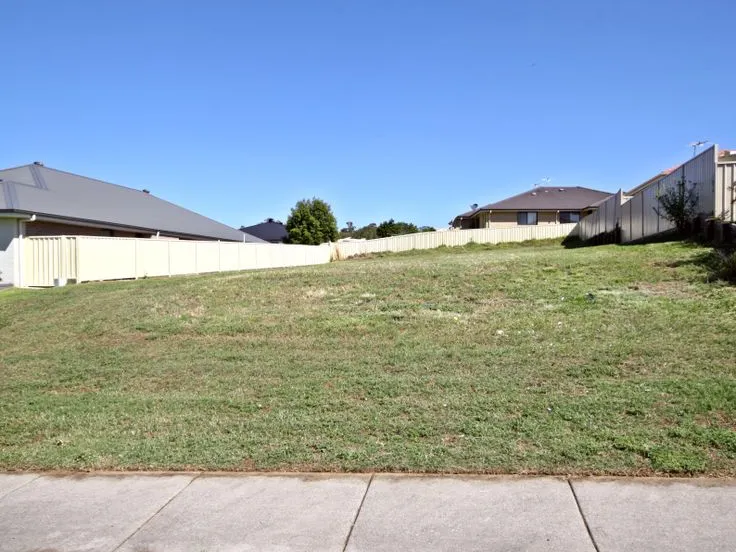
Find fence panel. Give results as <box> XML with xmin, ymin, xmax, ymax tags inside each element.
<box><xmin>195</xmin><ymin>242</ymin><xmax>220</xmax><ymax>274</ymax></box>
<box><xmin>220</xmin><ymin>243</ymin><xmax>240</xmax><ymax>272</ymax></box>
<box><xmin>77</xmin><ymin>237</ymin><xmax>137</xmax><ymax>281</ymax></box>
<box><xmin>620</xmin><ymin>200</ymin><xmax>632</xmax><ymax>242</ymax></box>
<box><xmin>578</xmin><ymin>191</ymin><xmax>623</xmax><ymax>241</ymax></box>
<box><xmin>717</xmin><ymin>162</ymin><xmax>736</xmax><ymax>222</ymax></box>
<box><xmin>22</xmin><ymin>236</ymin><xmax>78</xmax><ymax>287</ymax></box>
<box><xmin>135</xmin><ymin>239</ymin><xmax>169</xmax><ymax>278</ymax></box>
<box><xmin>168</xmin><ymin>241</ymin><xmax>197</xmax><ymax>275</ymax></box>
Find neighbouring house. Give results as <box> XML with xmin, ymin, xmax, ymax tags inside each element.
<box><xmin>0</xmin><ymin>162</ymin><xmax>262</xmax><ymax>286</ymax></box>
<box><xmin>625</xmin><ymin>166</ymin><xmax>678</xmax><ymax>196</ymax></box>
<box><xmin>451</xmin><ymin>186</ymin><xmax>613</xmax><ymax>229</ymax></box>
<box><xmin>240</xmin><ymin>218</ymin><xmax>288</xmax><ymax>243</ymax></box>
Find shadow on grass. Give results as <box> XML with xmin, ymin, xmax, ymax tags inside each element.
<box><xmin>668</xmin><ymin>247</ymin><xmax>736</xmax><ymax>284</ymax></box>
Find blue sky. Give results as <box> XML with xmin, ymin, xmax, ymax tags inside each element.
<box><xmin>3</xmin><ymin>1</ymin><xmax>733</xmax><ymax>230</ymax></box>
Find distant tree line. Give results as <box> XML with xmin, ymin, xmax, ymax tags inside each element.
<box><xmin>340</xmin><ymin>219</ymin><xmax>436</xmax><ymax>239</ymax></box>
<box><xmin>253</xmin><ymin>197</ymin><xmax>437</xmax><ymax>245</ymax></box>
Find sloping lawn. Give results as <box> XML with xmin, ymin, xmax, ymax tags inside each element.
<box><xmin>1</xmin><ymin>241</ymin><xmax>734</xmax><ymax>475</ymax></box>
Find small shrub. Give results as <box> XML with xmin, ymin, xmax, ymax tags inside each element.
<box><xmin>654</xmin><ymin>178</ymin><xmax>699</xmax><ymax>235</ymax></box>
<box><xmin>713</xmin><ymin>250</ymin><xmax>736</xmax><ymax>283</ymax></box>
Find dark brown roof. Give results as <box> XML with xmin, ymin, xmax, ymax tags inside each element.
<box><xmin>478</xmin><ymin>186</ymin><xmax>612</xmax><ymax>211</ymax></box>
<box><xmin>454</xmin><ymin>208</ymin><xmax>480</xmax><ymax>219</ymax></box>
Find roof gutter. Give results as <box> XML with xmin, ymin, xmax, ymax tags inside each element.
<box><xmin>0</xmin><ymin>212</ymin><xmax>34</xmax><ymax>220</ymax></box>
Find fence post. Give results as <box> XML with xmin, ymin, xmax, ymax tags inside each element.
<box><xmin>59</xmin><ymin>236</ymin><xmax>66</xmax><ymax>283</ymax></box>
<box><xmin>74</xmin><ymin>237</ymin><xmax>80</xmax><ymax>283</ymax></box>
<box><xmin>656</xmin><ymin>180</ymin><xmax>662</xmax><ymax>234</ymax></box>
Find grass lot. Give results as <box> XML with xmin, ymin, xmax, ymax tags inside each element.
<box><xmin>1</xmin><ymin>241</ymin><xmax>735</xmax><ymax>475</ymax></box>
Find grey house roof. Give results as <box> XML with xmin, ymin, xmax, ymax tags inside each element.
<box><xmin>478</xmin><ymin>186</ymin><xmax>612</xmax><ymax>211</ymax></box>
<box><xmin>240</xmin><ymin>219</ymin><xmax>288</xmax><ymax>243</ymax></box>
<box><xmin>0</xmin><ymin>163</ymin><xmax>262</xmax><ymax>242</ymax></box>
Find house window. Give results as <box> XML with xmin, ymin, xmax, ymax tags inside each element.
<box><xmin>517</xmin><ymin>212</ymin><xmax>538</xmax><ymax>225</ymax></box>
<box><xmin>559</xmin><ymin>211</ymin><xmax>581</xmax><ymax>223</ymax></box>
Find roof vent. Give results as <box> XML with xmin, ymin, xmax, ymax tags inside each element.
<box><xmin>142</xmin><ymin>189</ymin><xmax>150</xmax><ymax>194</ymax></box>
<box><xmin>558</xmin><ymin>188</ymin><xmax>565</xmax><ymax>191</ymax></box>
<box><xmin>33</xmin><ymin>161</ymin><xmax>44</xmax><ymax>166</ymax></box>
<box><xmin>531</xmin><ymin>192</ymin><xmax>537</xmax><ymax>196</ymax></box>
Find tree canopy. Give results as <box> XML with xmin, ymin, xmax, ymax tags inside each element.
<box><xmin>285</xmin><ymin>198</ymin><xmax>339</xmax><ymax>245</ymax></box>
<box><xmin>376</xmin><ymin>219</ymin><xmax>419</xmax><ymax>238</ymax></box>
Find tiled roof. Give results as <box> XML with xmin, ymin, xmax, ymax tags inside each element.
<box><xmin>477</xmin><ymin>186</ymin><xmax>612</xmax><ymax>211</ymax></box>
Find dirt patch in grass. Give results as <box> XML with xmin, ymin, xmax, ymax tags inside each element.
<box><xmin>630</xmin><ymin>280</ymin><xmax>698</xmax><ymax>298</ymax></box>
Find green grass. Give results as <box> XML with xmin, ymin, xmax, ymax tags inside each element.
<box><xmin>1</xmin><ymin>241</ymin><xmax>735</xmax><ymax>475</ymax></box>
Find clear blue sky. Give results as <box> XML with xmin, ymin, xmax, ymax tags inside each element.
<box><xmin>3</xmin><ymin>1</ymin><xmax>733</xmax><ymax>230</ymax></box>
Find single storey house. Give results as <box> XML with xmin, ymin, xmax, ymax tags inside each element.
<box><xmin>451</xmin><ymin>186</ymin><xmax>612</xmax><ymax>229</ymax></box>
<box><xmin>240</xmin><ymin>218</ymin><xmax>288</xmax><ymax>243</ymax></box>
<box><xmin>0</xmin><ymin>162</ymin><xmax>261</xmax><ymax>286</ymax></box>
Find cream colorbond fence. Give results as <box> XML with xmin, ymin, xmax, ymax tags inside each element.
<box><xmin>621</xmin><ymin>146</ymin><xmax>718</xmax><ymax>243</ymax></box>
<box><xmin>21</xmin><ymin>236</ymin><xmax>78</xmax><ymax>287</ymax></box>
<box><xmin>578</xmin><ymin>146</ymin><xmax>724</xmax><ymax>244</ymax></box>
<box><xmin>579</xmin><ymin>190</ymin><xmax>625</xmax><ymax>241</ymax></box>
<box><xmin>716</xmin><ymin>161</ymin><xmax>736</xmax><ymax>223</ymax></box>
<box><xmin>332</xmin><ymin>223</ymin><xmax>578</xmax><ymax>259</ymax></box>
<box><xmin>22</xmin><ymin>236</ymin><xmax>331</xmax><ymax>287</ymax></box>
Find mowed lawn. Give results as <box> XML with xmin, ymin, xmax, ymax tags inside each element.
<box><xmin>1</xmin><ymin>241</ymin><xmax>735</xmax><ymax>475</ymax></box>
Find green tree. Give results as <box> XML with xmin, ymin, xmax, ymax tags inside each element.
<box><xmin>339</xmin><ymin>221</ymin><xmax>356</xmax><ymax>237</ymax></box>
<box><xmin>376</xmin><ymin>219</ymin><xmax>419</xmax><ymax>238</ymax></box>
<box><xmin>419</xmin><ymin>226</ymin><xmax>436</xmax><ymax>232</ymax></box>
<box><xmin>654</xmin><ymin>179</ymin><xmax>699</xmax><ymax>235</ymax></box>
<box><xmin>352</xmin><ymin>223</ymin><xmax>378</xmax><ymax>240</ymax></box>
<box><xmin>286</xmin><ymin>198</ymin><xmax>339</xmax><ymax>245</ymax></box>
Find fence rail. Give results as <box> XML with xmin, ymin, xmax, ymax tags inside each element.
<box><xmin>332</xmin><ymin>223</ymin><xmax>578</xmax><ymax>259</ymax></box>
<box><xmin>22</xmin><ymin>236</ymin><xmax>331</xmax><ymax>287</ymax></box>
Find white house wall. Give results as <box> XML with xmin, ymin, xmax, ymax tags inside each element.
<box><xmin>0</xmin><ymin>218</ymin><xmax>20</xmax><ymax>286</ymax></box>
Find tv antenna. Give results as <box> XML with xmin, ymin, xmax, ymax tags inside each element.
<box><xmin>535</xmin><ymin>177</ymin><xmax>551</xmax><ymax>188</ymax></box>
<box><xmin>689</xmin><ymin>140</ymin><xmax>709</xmax><ymax>157</ymax></box>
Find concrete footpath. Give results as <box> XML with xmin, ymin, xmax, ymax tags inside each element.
<box><xmin>0</xmin><ymin>473</ymin><xmax>734</xmax><ymax>552</ymax></box>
